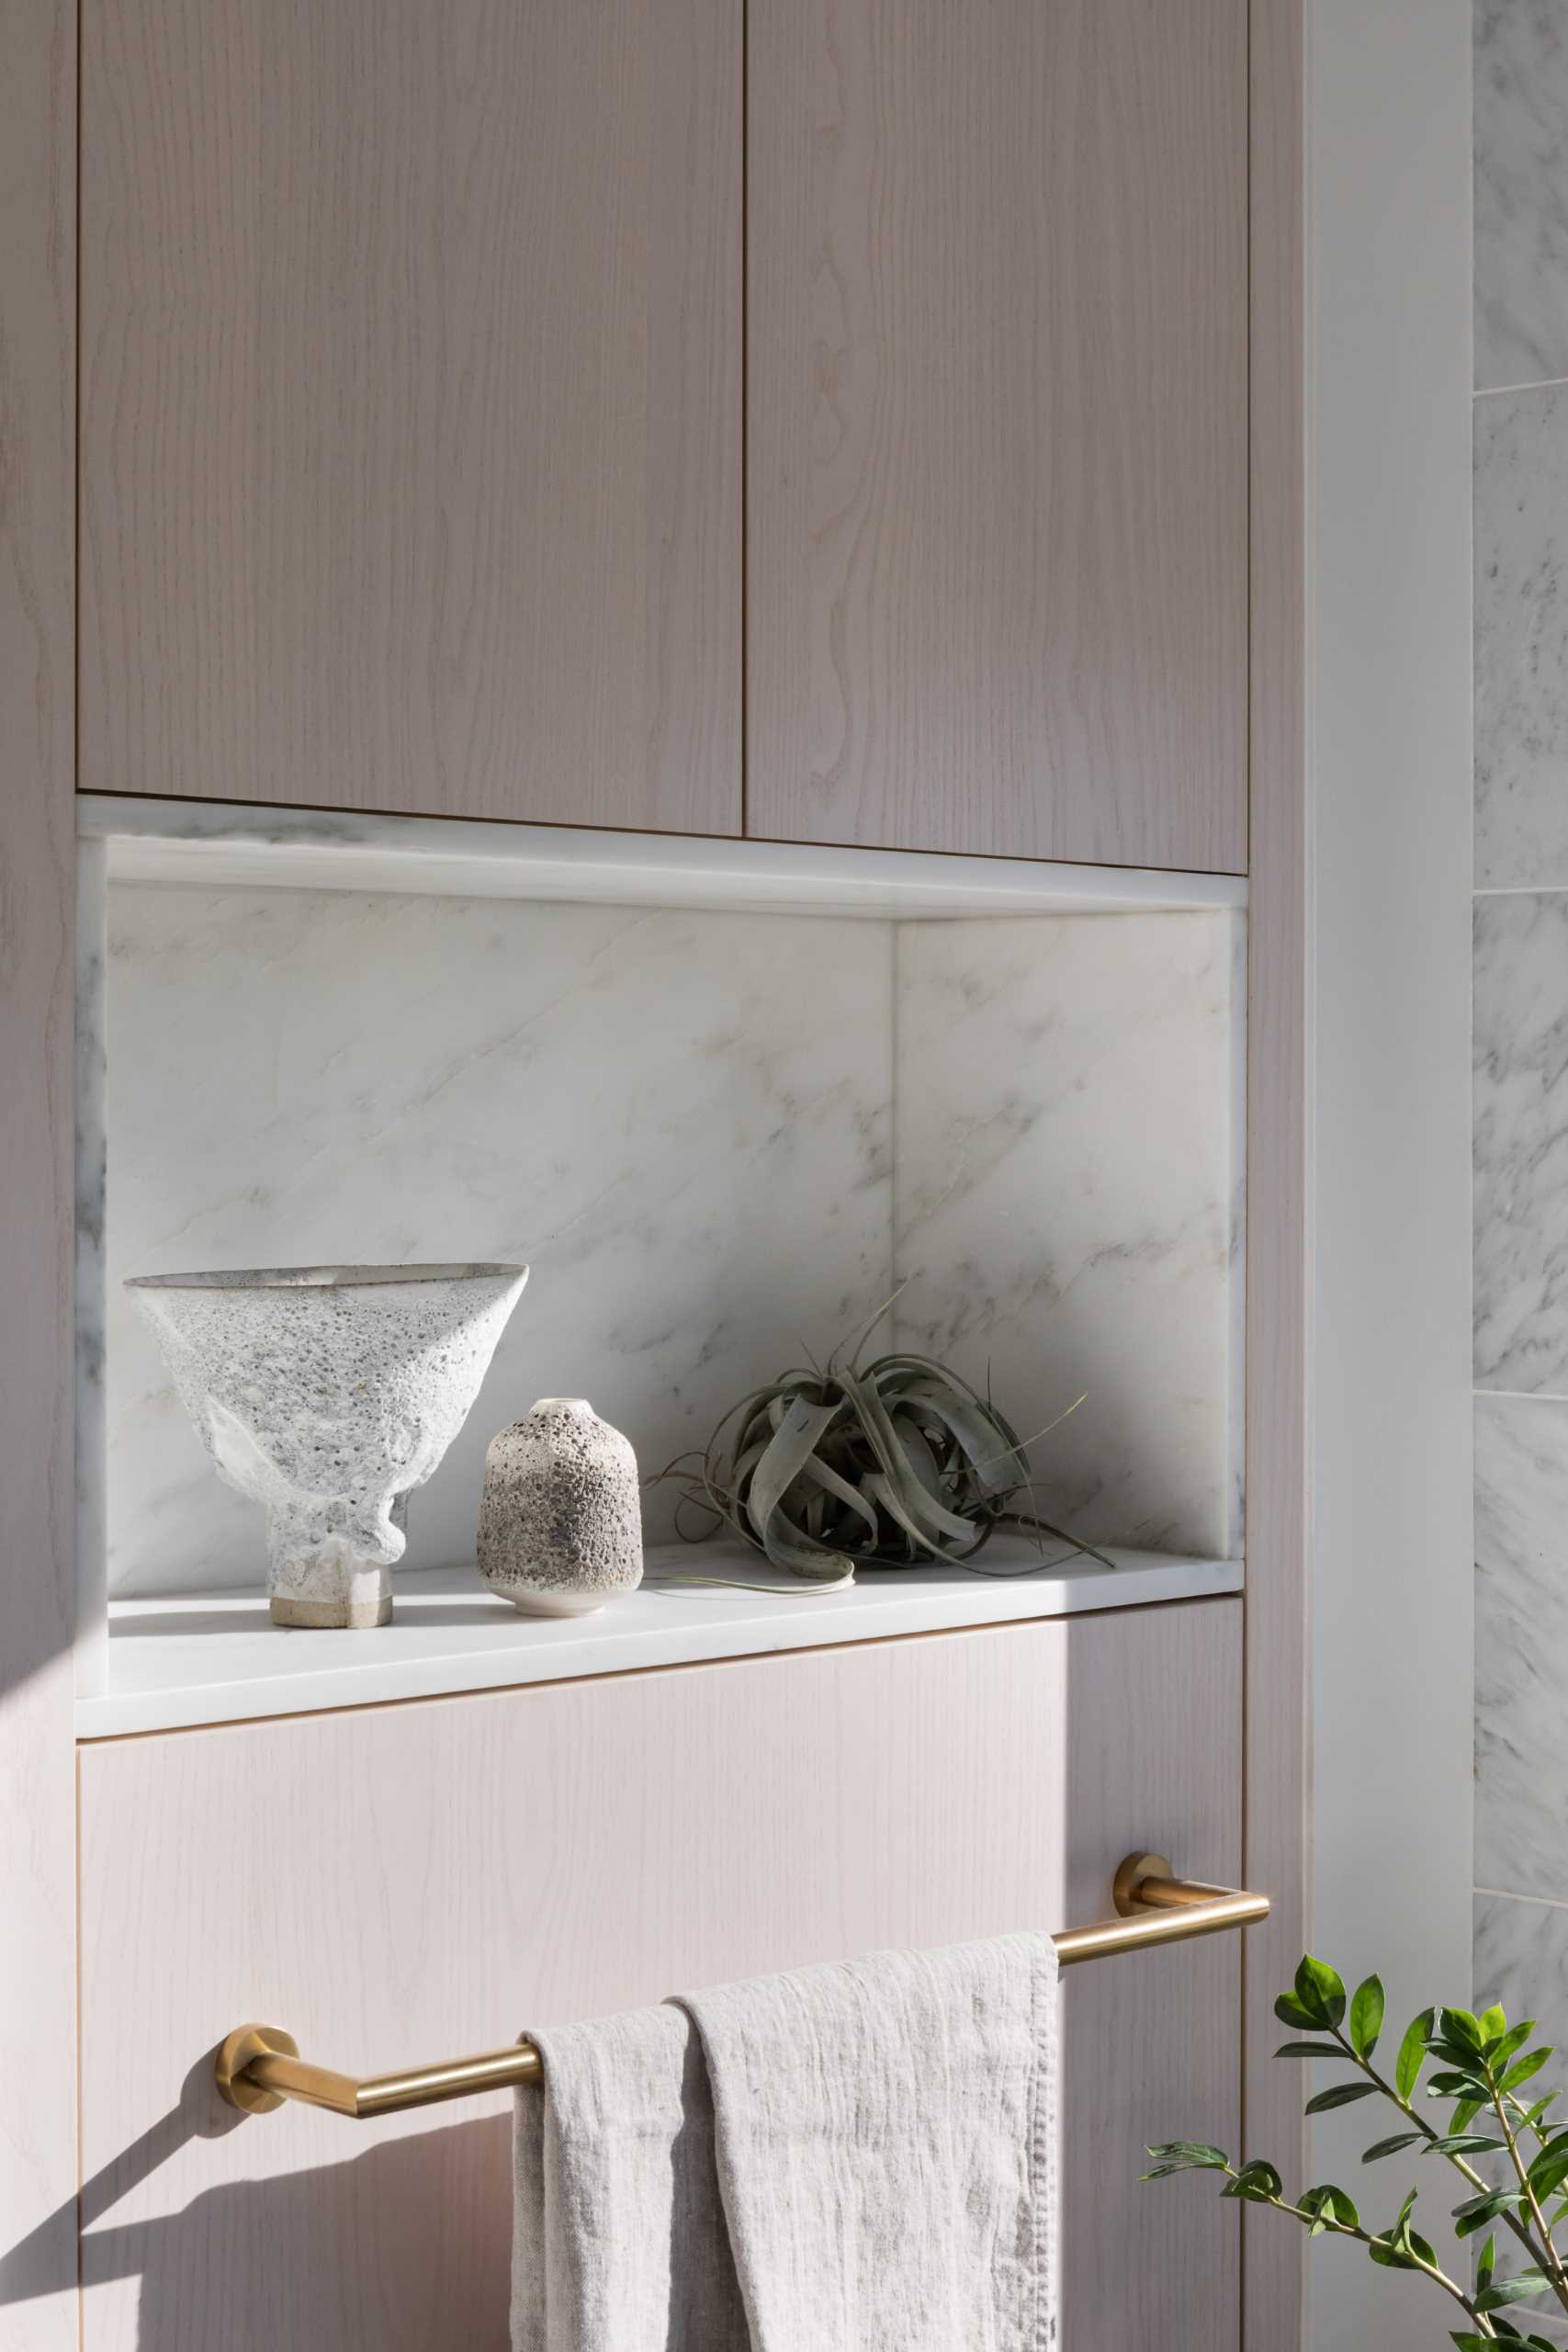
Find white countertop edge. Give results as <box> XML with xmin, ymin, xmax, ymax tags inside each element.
<box><xmin>80</xmin><ymin>795</ymin><xmax>1249</xmax><ymax>921</ymax></box>
<box><xmin>78</xmin><ymin>1550</ymin><xmax>1245</xmax><ymax>1739</ymax></box>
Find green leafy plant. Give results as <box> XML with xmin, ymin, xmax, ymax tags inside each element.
<box><xmin>651</xmin><ymin>1289</ymin><xmax>1108</xmax><ymax>1585</ymax></box>
<box><xmin>1146</xmin><ymin>1954</ymin><xmax>1568</xmax><ymax>2345</ymax></box>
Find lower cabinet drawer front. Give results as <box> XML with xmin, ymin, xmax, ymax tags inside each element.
<box><xmin>78</xmin><ymin>1599</ymin><xmax>1242</xmax><ymax>2350</ymax></box>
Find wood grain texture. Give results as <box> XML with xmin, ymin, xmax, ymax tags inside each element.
<box><xmin>745</xmin><ymin>0</ymin><xmax>1248</xmax><ymax>870</ymax></box>
<box><xmin>0</xmin><ymin>0</ymin><xmax>78</xmax><ymax>2339</ymax></box>
<box><xmin>1243</xmin><ymin>0</ymin><xmax>1308</xmax><ymax>2341</ymax></box>
<box><xmin>80</xmin><ymin>0</ymin><xmax>741</xmax><ymax>834</ymax></box>
<box><xmin>80</xmin><ymin>1603</ymin><xmax>1242</xmax><ymax>2351</ymax></box>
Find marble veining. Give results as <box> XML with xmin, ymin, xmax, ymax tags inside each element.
<box><xmin>1476</xmin><ymin>1395</ymin><xmax>1568</xmax><ymax>1898</ymax></box>
<box><xmin>1475</xmin><ymin>893</ymin><xmax>1568</xmax><ymax>1392</ymax></box>
<box><xmin>1475</xmin><ymin>386</ymin><xmax>1568</xmax><ymax>886</ymax></box>
<box><xmin>105</xmin><ymin>888</ymin><xmax>894</xmax><ymax>1593</ymax></box>
<box><xmin>1475</xmin><ymin>0</ymin><xmax>1568</xmax><ymax>392</ymax></box>
<box><xmin>893</xmin><ymin>913</ymin><xmax>1242</xmax><ymax>1558</ymax></box>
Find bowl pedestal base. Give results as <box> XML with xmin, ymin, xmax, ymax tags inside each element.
<box><xmin>271</xmin><ymin>1593</ymin><xmax>393</xmax><ymax>1630</ymax></box>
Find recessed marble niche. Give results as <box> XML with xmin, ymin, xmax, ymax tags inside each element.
<box><xmin>97</xmin><ymin>873</ymin><xmax>1244</xmax><ymax>1600</ymax></box>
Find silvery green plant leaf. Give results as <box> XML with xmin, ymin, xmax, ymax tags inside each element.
<box><xmin>649</xmin><ymin>1292</ymin><xmax>1108</xmax><ymax>1587</ymax></box>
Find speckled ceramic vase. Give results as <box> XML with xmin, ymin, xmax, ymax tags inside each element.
<box><xmin>128</xmin><ymin>1262</ymin><xmax>527</xmax><ymax>1628</ymax></box>
<box><xmin>477</xmin><ymin>1398</ymin><xmax>643</xmax><ymax>1617</ymax></box>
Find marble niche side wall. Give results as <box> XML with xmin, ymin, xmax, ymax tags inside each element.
<box><xmin>101</xmin><ymin>881</ymin><xmax>1241</xmax><ymax>1598</ymax></box>
<box><xmin>895</xmin><ymin>913</ymin><xmax>1243</xmax><ymax>1560</ymax></box>
<box><xmin>1473</xmin><ymin>0</ymin><xmax>1568</xmax><ymax>2038</ymax></box>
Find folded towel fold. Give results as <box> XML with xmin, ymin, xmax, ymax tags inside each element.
<box><xmin>512</xmin><ymin>2004</ymin><xmax>750</xmax><ymax>2352</ymax></box>
<box><xmin>513</xmin><ymin>1934</ymin><xmax>1057</xmax><ymax>2351</ymax></box>
<box><xmin>679</xmin><ymin>1934</ymin><xmax>1057</xmax><ymax>2352</ymax></box>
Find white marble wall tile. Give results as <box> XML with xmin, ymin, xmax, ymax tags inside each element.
<box><xmin>1475</xmin><ymin>386</ymin><xmax>1568</xmax><ymax>886</ymax></box>
<box><xmin>105</xmin><ymin>886</ymin><xmax>894</xmax><ymax>1593</ymax></box>
<box><xmin>1475</xmin><ymin>1891</ymin><xmax>1568</xmax><ymax>2072</ymax></box>
<box><xmin>893</xmin><ymin>912</ymin><xmax>1241</xmax><ymax>1558</ymax></box>
<box><xmin>1476</xmin><ymin>1395</ymin><xmax>1568</xmax><ymax>1898</ymax></box>
<box><xmin>1476</xmin><ymin>0</ymin><xmax>1568</xmax><ymax>392</ymax></box>
<box><xmin>1475</xmin><ymin>893</ymin><xmax>1568</xmax><ymax>1391</ymax></box>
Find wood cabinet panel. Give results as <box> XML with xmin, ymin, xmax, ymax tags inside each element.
<box><xmin>0</xmin><ymin>0</ymin><xmax>79</xmax><ymax>2338</ymax></box>
<box><xmin>1243</xmin><ymin>0</ymin><xmax>1310</xmax><ymax>2337</ymax></box>
<box><xmin>79</xmin><ymin>1602</ymin><xmax>1241</xmax><ymax>2350</ymax></box>
<box><xmin>746</xmin><ymin>0</ymin><xmax>1248</xmax><ymax>870</ymax></box>
<box><xmin>80</xmin><ymin>0</ymin><xmax>741</xmax><ymax>834</ymax></box>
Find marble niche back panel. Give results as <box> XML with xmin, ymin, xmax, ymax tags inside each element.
<box><xmin>102</xmin><ymin>883</ymin><xmax>1241</xmax><ymax>1596</ymax></box>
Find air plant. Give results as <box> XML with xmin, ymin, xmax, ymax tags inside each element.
<box><xmin>650</xmin><ymin>1289</ymin><xmax>1110</xmax><ymax>1588</ymax></box>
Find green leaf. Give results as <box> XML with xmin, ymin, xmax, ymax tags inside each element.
<box><xmin>1361</xmin><ymin>2132</ymin><xmax>1424</xmax><ymax>2163</ymax></box>
<box><xmin>1396</xmin><ymin>2008</ymin><xmax>1436</xmax><ymax>2102</ymax></box>
<box><xmin>1453</xmin><ymin>2188</ymin><xmax>1526</xmax><ymax>2238</ymax></box>
<box><xmin>1441</xmin><ymin>2007</ymin><xmax>1483</xmax><ymax>2052</ymax></box>
<box><xmin>1478</xmin><ymin>2231</ymin><xmax>1497</xmax><ymax>2293</ymax></box>
<box><xmin>1275</xmin><ymin>1992</ymin><xmax>1321</xmax><ymax>2031</ymax></box>
<box><xmin>1221</xmin><ymin>2160</ymin><xmax>1282</xmax><ymax>2203</ymax></box>
<box><xmin>1299</xmin><ymin>2183</ymin><xmax>1359</xmax><ymax>2235</ymax></box>
<box><xmin>1349</xmin><ymin>1974</ymin><xmax>1385</xmax><ymax>2062</ymax></box>
<box><xmin>1295</xmin><ymin>1957</ymin><xmax>1348</xmax><ymax>2030</ymax></box>
<box><xmin>1426</xmin><ymin>2132</ymin><xmax>1505</xmax><ymax>2155</ymax></box>
<box><xmin>1501</xmin><ymin>2048</ymin><xmax>1552</xmax><ymax>2094</ymax></box>
<box><xmin>1523</xmin><ymin>2154</ymin><xmax>1568</xmax><ymax>2211</ymax></box>
<box><xmin>1481</xmin><ymin>2002</ymin><xmax>1508</xmax><ymax>2041</ymax></box>
<box><xmin>1304</xmin><ymin>2082</ymin><xmax>1378</xmax><ymax>2116</ymax></box>
<box><xmin>1273</xmin><ymin>2041</ymin><xmax>1350</xmax><ymax>2060</ymax></box>
<box><xmin>1527</xmin><ymin>2131</ymin><xmax>1568</xmax><ymax>2200</ymax></box>
<box><xmin>1145</xmin><ymin>2142</ymin><xmax>1229</xmax><ymax>2169</ymax></box>
<box><xmin>1483</xmin><ymin>2020</ymin><xmax>1535</xmax><ymax>2069</ymax></box>
<box><xmin>1476</xmin><ymin>2276</ymin><xmax>1554</xmax><ymax>2311</ymax></box>
<box><xmin>1427</xmin><ymin>2070</ymin><xmax>1491</xmax><ymax>2100</ymax></box>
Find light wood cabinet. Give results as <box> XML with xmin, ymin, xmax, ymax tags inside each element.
<box><xmin>78</xmin><ymin>1601</ymin><xmax>1241</xmax><ymax>2351</ymax></box>
<box><xmin>80</xmin><ymin>0</ymin><xmax>742</xmax><ymax>835</ymax></box>
<box><xmin>80</xmin><ymin>0</ymin><xmax>1249</xmax><ymax>871</ymax></box>
<box><xmin>745</xmin><ymin>0</ymin><xmax>1249</xmax><ymax>869</ymax></box>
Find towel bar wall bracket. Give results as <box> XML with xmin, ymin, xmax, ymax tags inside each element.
<box><xmin>214</xmin><ymin>1852</ymin><xmax>1269</xmax><ymax>2120</ymax></box>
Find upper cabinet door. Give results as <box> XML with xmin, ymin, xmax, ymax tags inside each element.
<box><xmin>81</xmin><ymin>0</ymin><xmax>741</xmax><ymax>834</ymax></box>
<box><xmin>746</xmin><ymin>0</ymin><xmax>1248</xmax><ymax>871</ymax></box>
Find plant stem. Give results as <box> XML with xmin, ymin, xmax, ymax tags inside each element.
<box><xmin>1327</xmin><ymin>2024</ymin><xmax>1562</xmax><ymax>2295</ymax></box>
<box><xmin>1486</xmin><ymin>2064</ymin><xmax>1568</xmax><ymax>2313</ymax></box>
<box><xmin>1243</xmin><ymin>2176</ymin><xmax>1497</xmax><ymax>2335</ymax></box>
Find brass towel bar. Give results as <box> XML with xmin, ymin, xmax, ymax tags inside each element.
<box><xmin>215</xmin><ymin>1852</ymin><xmax>1269</xmax><ymax>2121</ymax></box>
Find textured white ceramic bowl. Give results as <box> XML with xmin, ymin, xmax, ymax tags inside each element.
<box><xmin>127</xmin><ymin>1262</ymin><xmax>527</xmax><ymax>1626</ymax></box>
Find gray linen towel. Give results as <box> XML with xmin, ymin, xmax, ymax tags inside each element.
<box><xmin>512</xmin><ymin>2003</ymin><xmax>750</xmax><ymax>2352</ymax></box>
<box><xmin>677</xmin><ymin>1933</ymin><xmax>1058</xmax><ymax>2352</ymax></box>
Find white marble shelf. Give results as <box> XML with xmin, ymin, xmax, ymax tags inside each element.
<box><xmin>80</xmin><ymin>793</ymin><xmax>1248</xmax><ymax>920</ymax></box>
<box><xmin>78</xmin><ymin>1543</ymin><xmax>1244</xmax><ymax>1739</ymax></box>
